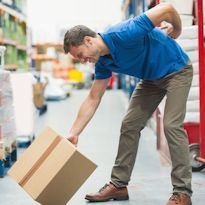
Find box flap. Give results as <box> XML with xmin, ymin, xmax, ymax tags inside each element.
<box><xmin>8</xmin><ymin>127</ymin><xmax>69</xmax><ymax>183</ymax></box>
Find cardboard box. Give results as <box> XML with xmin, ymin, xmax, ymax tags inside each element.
<box><xmin>33</xmin><ymin>82</ymin><xmax>47</xmax><ymax>108</ymax></box>
<box><xmin>8</xmin><ymin>127</ymin><xmax>97</xmax><ymax>205</ymax></box>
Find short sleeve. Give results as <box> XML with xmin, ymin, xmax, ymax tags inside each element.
<box><xmin>109</xmin><ymin>14</ymin><xmax>155</xmax><ymax>45</ymax></box>
<box><xmin>94</xmin><ymin>61</ymin><xmax>112</xmax><ymax>80</ymax></box>
<box><xmin>131</xmin><ymin>14</ymin><xmax>155</xmax><ymax>36</ymax></box>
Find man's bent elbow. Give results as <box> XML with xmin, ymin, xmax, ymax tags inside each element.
<box><xmin>160</xmin><ymin>3</ymin><xmax>177</xmax><ymax>21</ymax></box>
<box><xmin>146</xmin><ymin>2</ymin><xmax>178</xmax><ymax>28</ymax></box>
<box><xmin>163</xmin><ymin>3</ymin><xmax>182</xmax><ymax>38</ymax></box>
<box><xmin>161</xmin><ymin>2</ymin><xmax>175</xmax><ymax>13</ymax></box>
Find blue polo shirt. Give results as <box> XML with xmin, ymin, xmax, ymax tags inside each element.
<box><xmin>95</xmin><ymin>14</ymin><xmax>189</xmax><ymax>80</ymax></box>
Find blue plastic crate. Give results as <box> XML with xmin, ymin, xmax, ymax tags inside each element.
<box><xmin>11</xmin><ymin>148</ymin><xmax>17</xmax><ymax>162</ymax></box>
<box><xmin>4</xmin><ymin>152</ymin><xmax>11</xmax><ymax>168</ymax></box>
<box><xmin>0</xmin><ymin>159</ymin><xmax>5</xmax><ymax>177</ymax></box>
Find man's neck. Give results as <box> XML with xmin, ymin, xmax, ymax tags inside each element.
<box><xmin>97</xmin><ymin>34</ymin><xmax>110</xmax><ymax>56</ymax></box>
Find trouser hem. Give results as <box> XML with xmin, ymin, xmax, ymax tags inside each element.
<box><xmin>110</xmin><ymin>180</ymin><xmax>128</xmax><ymax>188</ymax></box>
<box><xmin>173</xmin><ymin>190</ymin><xmax>193</xmax><ymax>197</ymax></box>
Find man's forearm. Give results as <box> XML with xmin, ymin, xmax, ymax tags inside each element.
<box><xmin>146</xmin><ymin>3</ymin><xmax>182</xmax><ymax>39</ymax></box>
<box><xmin>69</xmin><ymin>96</ymin><xmax>101</xmax><ymax>136</ymax></box>
<box><xmin>165</xmin><ymin>5</ymin><xmax>182</xmax><ymax>39</ymax></box>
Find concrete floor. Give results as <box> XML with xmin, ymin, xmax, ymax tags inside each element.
<box><xmin>0</xmin><ymin>89</ymin><xmax>205</xmax><ymax>205</ymax></box>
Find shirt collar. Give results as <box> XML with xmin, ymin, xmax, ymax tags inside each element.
<box><xmin>98</xmin><ymin>32</ymin><xmax>116</xmax><ymax>59</ymax></box>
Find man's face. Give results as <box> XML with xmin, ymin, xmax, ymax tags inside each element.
<box><xmin>69</xmin><ymin>36</ymin><xmax>101</xmax><ymax>64</ymax></box>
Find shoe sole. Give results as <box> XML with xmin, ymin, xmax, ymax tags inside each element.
<box><xmin>85</xmin><ymin>195</ymin><xmax>129</xmax><ymax>202</ymax></box>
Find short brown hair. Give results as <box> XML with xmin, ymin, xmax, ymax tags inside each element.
<box><xmin>64</xmin><ymin>25</ymin><xmax>97</xmax><ymax>54</ymax></box>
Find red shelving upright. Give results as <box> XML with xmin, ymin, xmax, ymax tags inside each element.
<box><xmin>197</xmin><ymin>0</ymin><xmax>205</xmax><ymax>163</ymax></box>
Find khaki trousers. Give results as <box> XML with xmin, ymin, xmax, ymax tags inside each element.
<box><xmin>111</xmin><ymin>64</ymin><xmax>193</xmax><ymax>196</ymax></box>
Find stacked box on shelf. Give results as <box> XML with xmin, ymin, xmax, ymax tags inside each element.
<box><xmin>5</xmin><ymin>45</ymin><xmax>17</xmax><ymax>64</ymax></box>
<box><xmin>32</xmin><ymin>43</ymin><xmax>64</xmax><ymax>72</ymax></box>
<box><xmin>16</xmin><ymin>21</ymin><xmax>26</xmax><ymax>45</ymax></box>
<box><xmin>17</xmin><ymin>21</ymin><xmax>27</xmax><ymax>70</ymax></box>
<box><xmin>0</xmin><ymin>11</ymin><xmax>3</xmax><ymax>39</ymax></box>
<box><xmin>2</xmin><ymin>12</ymin><xmax>10</xmax><ymax>38</ymax></box>
<box><xmin>0</xmin><ymin>8</ymin><xmax>17</xmax><ymax>70</ymax></box>
<box><xmin>53</xmin><ymin>68</ymin><xmax>69</xmax><ymax>80</ymax></box>
<box><xmin>0</xmin><ymin>70</ymin><xmax>17</xmax><ymax>177</ymax></box>
<box><xmin>1</xmin><ymin>12</ymin><xmax>17</xmax><ymax>40</ymax></box>
<box><xmin>17</xmin><ymin>49</ymin><xmax>27</xmax><ymax>69</ymax></box>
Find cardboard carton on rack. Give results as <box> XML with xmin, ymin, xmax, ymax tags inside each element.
<box><xmin>33</xmin><ymin>81</ymin><xmax>47</xmax><ymax>108</ymax></box>
<box><xmin>8</xmin><ymin>127</ymin><xmax>97</xmax><ymax>205</ymax></box>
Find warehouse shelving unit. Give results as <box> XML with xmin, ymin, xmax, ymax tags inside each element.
<box><xmin>0</xmin><ymin>0</ymin><xmax>28</xmax><ymax>177</ymax></box>
<box><xmin>0</xmin><ymin>1</ymin><xmax>28</xmax><ymax>71</ymax></box>
<box><xmin>31</xmin><ymin>42</ymin><xmax>63</xmax><ymax>72</ymax></box>
<box><xmin>32</xmin><ymin>42</ymin><xmax>85</xmax><ymax>86</ymax></box>
<box><xmin>191</xmin><ymin>0</ymin><xmax>205</xmax><ymax>169</ymax></box>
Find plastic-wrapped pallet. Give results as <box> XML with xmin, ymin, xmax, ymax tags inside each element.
<box><xmin>0</xmin><ymin>70</ymin><xmax>16</xmax><ymax>167</ymax></box>
<box><xmin>10</xmin><ymin>73</ymin><xmax>36</xmax><ymax>147</ymax></box>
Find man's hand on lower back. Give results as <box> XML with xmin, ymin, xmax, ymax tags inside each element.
<box><xmin>159</xmin><ymin>21</ymin><xmax>174</xmax><ymax>37</ymax></box>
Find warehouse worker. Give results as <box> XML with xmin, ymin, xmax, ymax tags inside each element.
<box><xmin>64</xmin><ymin>3</ymin><xmax>193</xmax><ymax>205</ymax></box>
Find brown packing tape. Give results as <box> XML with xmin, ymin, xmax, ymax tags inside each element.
<box><xmin>19</xmin><ymin>136</ymin><xmax>62</xmax><ymax>187</ymax></box>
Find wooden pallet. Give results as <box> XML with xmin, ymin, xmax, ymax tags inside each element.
<box><xmin>0</xmin><ymin>140</ymin><xmax>17</xmax><ymax>177</ymax></box>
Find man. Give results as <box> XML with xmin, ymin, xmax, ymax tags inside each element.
<box><xmin>64</xmin><ymin>3</ymin><xmax>193</xmax><ymax>205</ymax></box>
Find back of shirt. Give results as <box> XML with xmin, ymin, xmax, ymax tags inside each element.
<box><xmin>95</xmin><ymin>14</ymin><xmax>189</xmax><ymax>80</ymax></box>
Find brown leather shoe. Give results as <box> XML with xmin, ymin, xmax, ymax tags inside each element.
<box><xmin>85</xmin><ymin>182</ymin><xmax>129</xmax><ymax>202</ymax></box>
<box><xmin>166</xmin><ymin>193</ymin><xmax>192</xmax><ymax>205</ymax></box>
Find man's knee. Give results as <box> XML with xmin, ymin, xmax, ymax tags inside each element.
<box><xmin>163</xmin><ymin>119</ymin><xmax>179</xmax><ymax>133</ymax></box>
<box><xmin>163</xmin><ymin>119</ymin><xmax>184</xmax><ymax>137</ymax></box>
<box><xmin>120</xmin><ymin>118</ymin><xmax>145</xmax><ymax>133</ymax></box>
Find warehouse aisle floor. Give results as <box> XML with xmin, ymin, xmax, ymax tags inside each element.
<box><xmin>0</xmin><ymin>90</ymin><xmax>205</xmax><ymax>205</ymax></box>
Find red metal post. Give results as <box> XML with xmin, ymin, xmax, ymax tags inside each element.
<box><xmin>197</xmin><ymin>0</ymin><xmax>205</xmax><ymax>158</ymax></box>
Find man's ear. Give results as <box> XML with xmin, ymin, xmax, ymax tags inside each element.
<box><xmin>84</xmin><ymin>36</ymin><xmax>92</xmax><ymax>46</ymax></box>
